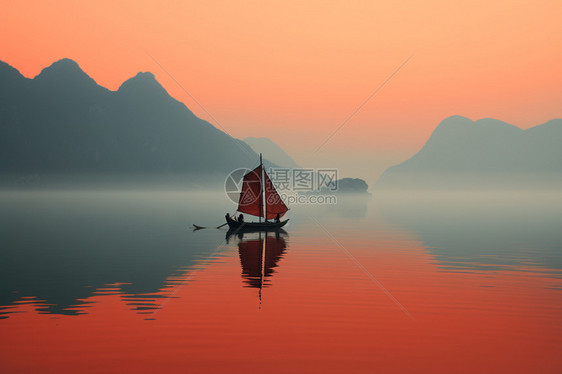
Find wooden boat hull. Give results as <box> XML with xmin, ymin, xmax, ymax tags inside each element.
<box><xmin>225</xmin><ymin>228</ymin><xmax>287</xmax><ymax>242</ymax></box>
<box><xmin>226</xmin><ymin>215</ymin><xmax>289</xmax><ymax>232</ymax></box>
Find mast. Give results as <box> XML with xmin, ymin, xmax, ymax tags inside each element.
<box><xmin>261</xmin><ymin>154</ymin><xmax>267</xmax><ymax>222</ymax></box>
<box><xmin>259</xmin><ymin>153</ymin><xmax>263</xmax><ymax>223</ymax></box>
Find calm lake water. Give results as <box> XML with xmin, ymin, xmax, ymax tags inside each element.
<box><xmin>1</xmin><ymin>190</ymin><xmax>561</xmax><ymax>373</ymax></box>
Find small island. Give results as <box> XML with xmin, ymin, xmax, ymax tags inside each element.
<box><xmin>300</xmin><ymin>177</ymin><xmax>370</xmax><ymax>195</ymax></box>
<box><xmin>335</xmin><ymin>178</ymin><xmax>369</xmax><ymax>194</ymax></box>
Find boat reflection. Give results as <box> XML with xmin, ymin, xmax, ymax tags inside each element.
<box><xmin>226</xmin><ymin>230</ymin><xmax>288</xmax><ymax>301</ymax></box>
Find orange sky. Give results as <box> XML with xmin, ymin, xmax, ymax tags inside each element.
<box><xmin>1</xmin><ymin>0</ymin><xmax>561</xmax><ymax>182</ymax></box>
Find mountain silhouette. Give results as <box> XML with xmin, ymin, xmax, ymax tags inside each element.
<box><xmin>375</xmin><ymin>116</ymin><xmax>562</xmax><ymax>189</ymax></box>
<box><xmin>244</xmin><ymin>137</ymin><xmax>300</xmax><ymax>168</ymax></box>
<box><xmin>0</xmin><ymin>58</ymin><xmax>263</xmax><ymax>185</ymax></box>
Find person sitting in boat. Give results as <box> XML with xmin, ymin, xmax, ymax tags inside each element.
<box><xmin>238</xmin><ymin>214</ymin><xmax>244</xmax><ymax>223</ymax></box>
<box><xmin>225</xmin><ymin>212</ymin><xmax>232</xmax><ymax>221</ymax></box>
<box><xmin>275</xmin><ymin>213</ymin><xmax>280</xmax><ymax>223</ymax></box>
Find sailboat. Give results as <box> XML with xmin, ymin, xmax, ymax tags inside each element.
<box><xmin>226</xmin><ymin>154</ymin><xmax>289</xmax><ymax>232</ymax></box>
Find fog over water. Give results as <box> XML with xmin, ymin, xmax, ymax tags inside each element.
<box><xmin>1</xmin><ymin>188</ymin><xmax>560</xmax><ymax>316</ymax></box>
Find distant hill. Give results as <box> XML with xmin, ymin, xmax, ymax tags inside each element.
<box><xmin>302</xmin><ymin>177</ymin><xmax>369</xmax><ymax>195</ymax></box>
<box><xmin>243</xmin><ymin>137</ymin><xmax>300</xmax><ymax>169</ymax></box>
<box><xmin>337</xmin><ymin>178</ymin><xmax>369</xmax><ymax>194</ymax></box>
<box><xmin>0</xmin><ymin>58</ymin><xmax>269</xmax><ymax>185</ymax></box>
<box><xmin>375</xmin><ymin>116</ymin><xmax>562</xmax><ymax>190</ymax></box>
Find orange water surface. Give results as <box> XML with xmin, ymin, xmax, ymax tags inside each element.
<box><xmin>0</xmin><ymin>191</ymin><xmax>560</xmax><ymax>373</ymax></box>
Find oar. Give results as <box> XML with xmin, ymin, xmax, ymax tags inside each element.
<box><xmin>193</xmin><ymin>210</ymin><xmax>237</xmax><ymax>230</ymax></box>
<box><xmin>192</xmin><ymin>222</ymin><xmax>228</xmax><ymax>231</ymax></box>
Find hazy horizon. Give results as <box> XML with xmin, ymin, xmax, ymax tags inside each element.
<box><xmin>2</xmin><ymin>57</ymin><xmax>560</xmax><ymax>187</ymax></box>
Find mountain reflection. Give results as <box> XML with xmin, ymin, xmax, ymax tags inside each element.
<box><xmin>0</xmin><ymin>191</ymin><xmax>229</xmax><ymax>318</ymax></box>
<box><xmin>377</xmin><ymin>193</ymin><xmax>562</xmax><ymax>274</ymax></box>
<box><xmin>227</xmin><ymin>230</ymin><xmax>288</xmax><ymax>290</ymax></box>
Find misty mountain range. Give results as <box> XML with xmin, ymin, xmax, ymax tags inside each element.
<box><xmin>375</xmin><ymin>116</ymin><xmax>562</xmax><ymax>189</ymax></box>
<box><xmin>1</xmin><ymin>59</ymin><xmax>560</xmax><ymax>190</ymax></box>
<box><xmin>0</xmin><ymin>58</ymin><xmax>271</xmax><ymax>184</ymax></box>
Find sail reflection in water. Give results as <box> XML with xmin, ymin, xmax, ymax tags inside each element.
<box><xmin>227</xmin><ymin>230</ymin><xmax>288</xmax><ymax>296</ymax></box>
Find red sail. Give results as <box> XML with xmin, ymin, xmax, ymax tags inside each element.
<box><xmin>237</xmin><ymin>165</ymin><xmax>289</xmax><ymax>219</ymax></box>
<box><xmin>237</xmin><ymin>166</ymin><xmax>263</xmax><ymax>217</ymax></box>
<box><xmin>264</xmin><ymin>169</ymin><xmax>289</xmax><ymax>220</ymax></box>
